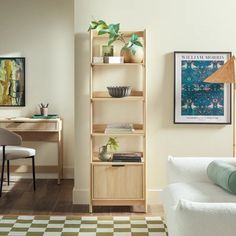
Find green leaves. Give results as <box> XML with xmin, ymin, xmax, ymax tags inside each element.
<box><xmin>88</xmin><ymin>20</ymin><xmax>108</xmax><ymax>32</ymax></box>
<box><xmin>128</xmin><ymin>33</ymin><xmax>143</xmax><ymax>48</ymax></box>
<box><xmin>133</xmin><ymin>41</ymin><xmax>143</xmax><ymax>47</ymax></box>
<box><xmin>126</xmin><ymin>33</ymin><xmax>143</xmax><ymax>54</ymax></box>
<box><xmin>108</xmin><ymin>37</ymin><xmax>118</xmax><ymax>46</ymax></box>
<box><xmin>88</xmin><ymin>21</ymin><xmax>98</xmax><ymax>31</ymax></box>
<box><xmin>106</xmin><ymin>137</ymin><xmax>119</xmax><ymax>151</ymax></box>
<box><xmin>107</xmin><ymin>23</ymin><xmax>120</xmax><ymax>46</ymax></box>
<box><xmin>131</xmin><ymin>33</ymin><xmax>138</xmax><ymax>42</ymax></box>
<box><xmin>88</xmin><ymin>20</ymin><xmax>144</xmax><ymax>48</ymax></box>
<box><xmin>88</xmin><ymin>20</ymin><xmax>122</xmax><ymax>46</ymax></box>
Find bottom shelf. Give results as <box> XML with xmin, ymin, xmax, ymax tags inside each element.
<box><xmin>91</xmin><ymin>199</ymin><xmax>145</xmax><ymax>206</ymax></box>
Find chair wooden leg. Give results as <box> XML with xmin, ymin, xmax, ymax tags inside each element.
<box><xmin>32</xmin><ymin>156</ymin><xmax>36</xmax><ymax>191</ymax></box>
<box><xmin>7</xmin><ymin>160</ymin><xmax>10</xmax><ymax>186</ymax></box>
<box><xmin>0</xmin><ymin>147</ymin><xmax>6</xmax><ymax>197</ymax></box>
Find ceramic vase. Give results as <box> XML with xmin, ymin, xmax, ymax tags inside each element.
<box><xmin>98</xmin><ymin>145</ymin><xmax>112</xmax><ymax>161</ymax></box>
<box><xmin>120</xmin><ymin>44</ymin><xmax>144</xmax><ymax>63</ymax></box>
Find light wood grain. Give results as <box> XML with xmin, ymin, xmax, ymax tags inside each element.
<box><xmin>0</xmin><ymin>118</ymin><xmax>63</xmax><ymax>184</ymax></box>
<box><xmin>92</xmin><ymin>200</ymin><xmax>145</xmax><ymax>206</ymax></box>
<box><xmin>90</xmin><ymin>31</ymin><xmax>94</xmax><ymax>213</ymax></box>
<box><xmin>92</xmin><ymin>91</ymin><xmax>144</xmax><ymax>101</ymax></box>
<box><xmin>92</xmin><ymin>164</ymin><xmax>144</xmax><ymax>200</ymax></box>
<box><xmin>0</xmin><ymin>121</ymin><xmax>59</xmax><ymax>132</ymax></box>
<box><xmin>89</xmin><ymin>30</ymin><xmax>147</xmax><ymax>212</ymax></box>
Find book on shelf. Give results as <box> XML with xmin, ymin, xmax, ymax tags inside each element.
<box><xmin>105</xmin><ymin>128</ymin><xmax>134</xmax><ymax>134</ymax></box>
<box><xmin>105</xmin><ymin>123</ymin><xmax>134</xmax><ymax>134</ymax></box>
<box><xmin>106</xmin><ymin>123</ymin><xmax>133</xmax><ymax>129</ymax></box>
<box><xmin>112</xmin><ymin>152</ymin><xmax>142</xmax><ymax>162</ymax></box>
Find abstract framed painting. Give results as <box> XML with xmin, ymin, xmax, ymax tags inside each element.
<box><xmin>0</xmin><ymin>57</ymin><xmax>25</xmax><ymax>106</ymax></box>
<box><xmin>174</xmin><ymin>51</ymin><xmax>231</xmax><ymax>124</ymax></box>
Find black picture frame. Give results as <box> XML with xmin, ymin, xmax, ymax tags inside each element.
<box><xmin>174</xmin><ymin>51</ymin><xmax>231</xmax><ymax>124</ymax></box>
<box><xmin>0</xmin><ymin>57</ymin><xmax>25</xmax><ymax>107</ymax></box>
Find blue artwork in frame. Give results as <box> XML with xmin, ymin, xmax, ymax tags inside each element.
<box><xmin>174</xmin><ymin>52</ymin><xmax>231</xmax><ymax>124</ymax></box>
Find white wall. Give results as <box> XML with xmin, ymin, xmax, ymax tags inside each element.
<box><xmin>74</xmin><ymin>0</ymin><xmax>235</xmax><ymax>204</ymax></box>
<box><xmin>0</xmin><ymin>0</ymin><xmax>74</xmax><ymax>178</ymax></box>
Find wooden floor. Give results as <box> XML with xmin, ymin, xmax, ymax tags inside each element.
<box><xmin>0</xmin><ymin>179</ymin><xmax>164</xmax><ymax>216</ymax></box>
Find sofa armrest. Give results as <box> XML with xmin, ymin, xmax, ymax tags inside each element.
<box><xmin>167</xmin><ymin>156</ymin><xmax>235</xmax><ymax>184</ymax></box>
<box><xmin>175</xmin><ymin>199</ymin><xmax>236</xmax><ymax>236</ymax></box>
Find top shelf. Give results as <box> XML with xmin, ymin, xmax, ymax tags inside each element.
<box><xmin>91</xmin><ymin>31</ymin><xmax>145</xmax><ymax>38</ymax></box>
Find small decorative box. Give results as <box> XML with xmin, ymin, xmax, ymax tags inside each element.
<box><xmin>93</xmin><ymin>57</ymin><xmax>104</xmax><ymax>63</ymax></box>
<box><xmin>104</xmin><ymin>56</ymin><xmax>124</xmax><ymax>64</ymax></box>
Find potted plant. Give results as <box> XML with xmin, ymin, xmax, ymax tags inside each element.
<box><xmin>98</xmin><ymin>137</ymin><xmax>119</xmax><ymax>161</ymax></box>
<box><xmin>88</xmin><ymin>20</ymin><xmax>144</xmax><ymax>63</ymax></box>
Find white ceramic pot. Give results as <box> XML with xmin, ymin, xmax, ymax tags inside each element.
<box><xmin>120</xmin><ymin>44</ymin><xmax>144</xmax><ymax>63</ymax></box>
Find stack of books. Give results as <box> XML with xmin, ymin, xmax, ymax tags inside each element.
<box><xmin>105</xmin><ymin>123</ymin><xmax>134</xmax><ymax>134</ymax></box>
<box><xmin>112</xmin><ymin>152</ymin><xmax>142</xmax><ymax>162</ymax></box>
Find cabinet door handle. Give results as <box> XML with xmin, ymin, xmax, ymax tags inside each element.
<box><xmin>111</xmin><ymin>165</ymin><xmax>125</xmax><ymax>167</ymax></box>
<box><xmin>13</xmin><ymin>121</ymin><xmax>24</xmax><ymax>123</ymax></box>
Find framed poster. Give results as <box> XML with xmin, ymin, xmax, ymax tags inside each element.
<box><xmin>174</xmin><ymin>52</ymin><xmax>231</xmax><ymax>124</ymax></box>
<box><xmin>0</xmin><ymin>57</ymin><xmax>25</xmax><ymax>106</ymax></box>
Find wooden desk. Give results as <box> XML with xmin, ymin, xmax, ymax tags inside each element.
<box><xmin>0</xmin><ymin>118</ymin><xmax>63</xmax><ymax>184</ymax></box>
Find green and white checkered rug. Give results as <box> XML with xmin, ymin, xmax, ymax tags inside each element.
<box><xmin>0</xmin><ymin>215</ymin><xmax>168</xmax><ymax>236</ymax></box>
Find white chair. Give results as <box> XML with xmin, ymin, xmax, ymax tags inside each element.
<box><xmin>0</xmin><ymin>128</ymin><xmax>36</xmax><ymax>196</ymax></box>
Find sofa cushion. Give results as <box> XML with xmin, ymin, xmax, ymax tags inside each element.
<box><xmin>207</xmin><ymin>160</ymin><xmax>236</xmax><ymax>194</ymax></box>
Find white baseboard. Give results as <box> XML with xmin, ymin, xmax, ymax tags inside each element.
<box><xmin>10</xmin><ymin>167</ymin><xmax>74</xmax><ymax>179</ymax></box>
<box><xmin>147</xmin><ymin>189</ymin><xmax>163</xmax><ymax>204</ymax></box>
<box><xmin>72</xmin><ymin>188</ymin><xmax>163</xmax><ymax>205</ymax></box>
<box><xmin>73</xmin><ymin>188</ymin><xmax>89</xmax><ymax>204</ymax></box>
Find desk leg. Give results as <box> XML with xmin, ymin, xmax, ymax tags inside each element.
<box><xmin>58</xmin><ymin>129</ymin><xmax>63</xmax><ymax>184</ymax></box>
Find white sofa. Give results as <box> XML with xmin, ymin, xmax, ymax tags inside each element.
<box><xmin>162</xmin><ymin>156</ymin><xmax>236</xmax><ymax>236</ymax></box>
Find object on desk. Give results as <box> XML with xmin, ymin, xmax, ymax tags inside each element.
<box><xmin>32</xmin><ymin>114</ymin><xmax>59</xmax><ymax>119</ymax></box>
<box><xmin>39</xmin><ymin>103</ymin><xmax>49</xmax><ymax>108</ymax></box>
<box><xmin>40</xmin><ymin>108</ymin><xmax>48</xmax><ymax>116</ymax></box>
<box><xmin>112</xmin><ymin>152</ymin><xmax>142</xmax><ymax>162</ymax></box>
<box><xmin>39</xmin><ymin>103</ymin><xmax>49</xmax><ymax>116</ymax></box>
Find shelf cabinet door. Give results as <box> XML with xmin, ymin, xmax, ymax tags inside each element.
<box><xmin>92</xmin><ymin>164</ymin><xmax>144</xmax><ymax>200</ymax></box>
